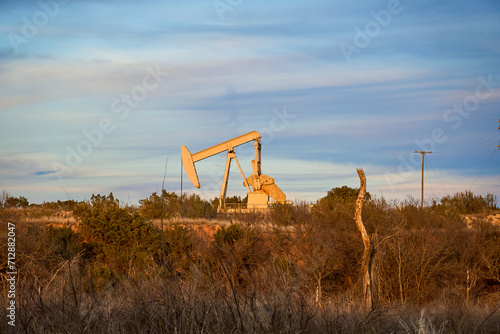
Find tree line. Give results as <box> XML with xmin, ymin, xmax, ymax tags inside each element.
<box><xmin>1</xmin><ymin>188</ymin><xmax>497</xmax><ymax>218</ymax></box>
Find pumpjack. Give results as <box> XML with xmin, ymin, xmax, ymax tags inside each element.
<box><xmin>181</xmin><ymin>131</ymin><xmax>286</xmax><ymax>212</ymax></box>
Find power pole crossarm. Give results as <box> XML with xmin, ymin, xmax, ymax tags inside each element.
<box><xmin>414</xmin><ymin>150</ymin><xmax>432</xmax><ymax>209</ymax></box>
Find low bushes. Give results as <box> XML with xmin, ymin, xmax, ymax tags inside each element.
<box><xmin>1</xmin><ymin>189</ymin><xmax>499</xmax><ymax>333</ymax></box>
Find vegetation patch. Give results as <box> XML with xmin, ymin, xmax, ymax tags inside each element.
<box><xmin>1</xmin><ymin>189</ymin><xmax>499</xmax><ymax>333</ymax></box>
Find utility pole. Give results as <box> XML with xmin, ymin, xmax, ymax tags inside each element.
<box><xmin>414</xmin><ymin>150</ymin><xmax>432</xmax><ymax>209</ymax></box>
<box><xmin>498</xmin><ymin>120</ymin><xmax>499</xmax><ymax>150</ymax></box>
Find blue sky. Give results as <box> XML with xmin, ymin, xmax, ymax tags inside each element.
<box><xmin>1</xmin><ymin>0</ymin><xmax>499</xmax><ymax>205</ymax></box>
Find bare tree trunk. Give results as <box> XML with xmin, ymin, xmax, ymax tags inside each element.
<box><xmin>354</xmin><ymin>168</ymin><xmax>376</xmax><ymax>310</ymax></box>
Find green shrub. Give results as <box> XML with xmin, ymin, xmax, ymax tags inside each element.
<box><xmin>214</xmin><ymin>223</ymin><xmax>244</xmax><ymax>246</ymax></box>
<box><xmin>46</xmin><ymin>226</ymin><xmax>81</xmax><ymax>260</ymax></box>
<box><xmin>74</xmin><ymin>193</ymin><xmax>163</xmax><ymax>275</ymax></box>
<box><xmin>138</xmin><ymin>190</ymin><xmax>180</xmax><ymax>219</ymax></box>
<box><xmin>439</xmin><ymin>190</ymin><xmax>497</xmax><ymax>214</ymax></box>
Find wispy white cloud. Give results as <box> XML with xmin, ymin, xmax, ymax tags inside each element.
<box><xmin>1</xmin><ymin>0</ymin><xmax>498</xmax><ymax>205</ymax></box>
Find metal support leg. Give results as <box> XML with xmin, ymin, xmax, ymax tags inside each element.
<box><xmin>233</xmin><ymin>154</ymin><xmax>252</xmax><ymax>193</ymax></box>
<box><xmin>219</xmin><ymin>153</ymin><xmax>233</xmax><ymax>212</ymax></box>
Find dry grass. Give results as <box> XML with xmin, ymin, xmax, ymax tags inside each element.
<box><xmin>2</xmin><ymin>204</ymin><xmax>500</xmax><ymax>333</ymax></box>
<box><xmin>3</xmin><ymin>266</ymin><xmax>499</xmax><ymax>334</ymax></box>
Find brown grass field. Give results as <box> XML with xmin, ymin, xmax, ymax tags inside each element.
<box><xmin>1</xmin><ymin>194</ymin><xmax>500</xmax><ymax>333</ymax></box>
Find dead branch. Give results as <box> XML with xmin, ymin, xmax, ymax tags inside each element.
<box><xmin>354</xmin><ymin>168</ymin><xmax>376</xmax><ymax>310</ymax></box>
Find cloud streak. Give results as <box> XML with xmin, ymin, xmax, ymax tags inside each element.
<box><xmin>0</xmin><ymin>0</ymin><xmax>498</xmax><ymax>205</ymax></box>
